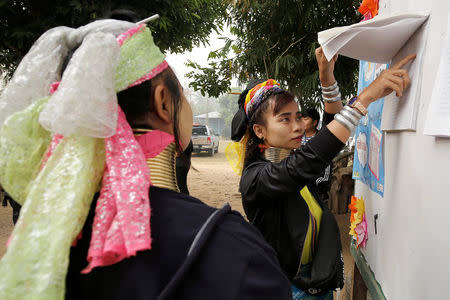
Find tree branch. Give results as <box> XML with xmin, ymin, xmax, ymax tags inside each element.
<box><xmin>274</xmin><ymin>36</ymin><xmax>305</xmax><ymax>65</ymax></box>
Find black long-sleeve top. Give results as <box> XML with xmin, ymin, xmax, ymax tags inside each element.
<box><xmin>239</xmin><ymin>125</ymin><xmax>344</xmax><ymax>280</ymax></box>
<box><xmin>66</xmin><ymin>186</ymin><xmax>292</xmax><ymax>300</ymax></box>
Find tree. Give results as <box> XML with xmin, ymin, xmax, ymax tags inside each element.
<box><xmin>186</xmin><ymin>0</ymin><xmax>362</xmax><ymax>109</ymax></box>
<box><xmin>0</xmin><ymin>0</ymin><xmax>227</xmax><ymax>78</ymax></box>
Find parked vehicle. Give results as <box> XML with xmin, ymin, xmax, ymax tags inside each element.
<box><xmin>192</xmin><ymin>124</ymin><xmax>219</xmax><ymax>156</ymax></box>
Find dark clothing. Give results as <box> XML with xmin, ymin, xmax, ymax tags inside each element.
<box><xmin>304</xmin><ymin>113</ymin><xmax>335</xmax><ymax>202</ymax></box>
<box><xmin>66</xmin><ymin>186</ymin><xmax>291</xmax><ymax>300</ymax></box>
<box><xmin>176</xmin><ymin>141</ymin><xmax>193</xmax><ymax>195</ymax></box>
<box><xmin>239</xmin><ymin>127</ymin><xmax>344</xmax><ymax>281</ymax></box>
<box><xmin>1</xmin><ymin>188</ymin><xmax>21</xmax><ymax>224</ymax></box>
<box><xmin>8</xmin><ymin>198</ymin><xmax>21</xmax><ymax>224</ymax></box>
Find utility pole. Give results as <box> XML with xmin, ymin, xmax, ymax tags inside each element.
<box><xmin>206</xmin><ymin>97</ymin><xmax>209</xmax><ymax>126</ymax></box>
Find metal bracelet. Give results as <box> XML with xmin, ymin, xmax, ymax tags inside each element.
<box><xmin>334</xmin><ymin>113</ymin><xmax>355</xmax><ymax>132</ymax></box>
<box><xmin>322</xmin><ymin>92</ymin><xmax>341</xmax><ymax>103</ymax></box>
<box><xmin>322</xmin><ymin>86</ymin><xmax>339</xmax><ymax>96</ymax></box>
<box><xmin>320</xmin><ymin>81</ymin><xmax>338</xmax><ymax>91</ymax></box>
<box><xmin>343</xmin><ymin>105</ymin><xmax>363</xmax><ymax>119</ymax></box>
<box><xmin>340</xmin><ymin>108</ymin><xmax>361</xmax><ymax>126</ymax></box>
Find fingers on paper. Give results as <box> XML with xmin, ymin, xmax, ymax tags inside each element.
<box><xmin>385</xmin><ymin>76</ymin><xmax>404</xmax><ymax>96</ymax></box>
<box><xmin>392</xmin><ymin>54</ymin><xmax>416</xmax><ymax>69</ymax></box>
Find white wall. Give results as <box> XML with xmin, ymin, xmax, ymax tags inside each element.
<box><xmin>355</xmin><ymin>1</ymin><xmax>450</xmax><ymax>299</ymax></box>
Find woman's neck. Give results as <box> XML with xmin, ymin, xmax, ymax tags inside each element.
<box><xmin>263</xmin><ymin>147</ymin><xmax>292</xmax><ymax>163</ymax></box>
<box><xmin>133</xmin><ymin>128</ymin><xmax>179</xmax><ymax>192</ymax></box>
<box><xmin>305</xmin><ymin>129</ymin><xmax>318</xmax><ymax>137</ymax></box>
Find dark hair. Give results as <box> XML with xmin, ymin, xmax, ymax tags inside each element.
<box><xmin>302</xmin><ymin>108</ymin><xmax>320</xmax><ymax>130</ymax></box>
<box><xmin>303</xmin><ymin>108</ymin><xmax>320</xmax><ymax>122</ymax></box>
<box><xmin>106</xmin><ymin>9</ymin><xmax>140</xmax><ymax>22</ymax></box>
<box><xmin>117</xmin><ymin>67</ymin><xmax>185</xmax><ymax>155</ymax></box>
<box><xmin>104</xmin><ymin>9</ymin><xmax>185</xmax><ymax>156</ymax></box>
<box><xmin>243</xmin><ymin>91</ymin><xmax>295</xmax><ymax>168</ymax></box>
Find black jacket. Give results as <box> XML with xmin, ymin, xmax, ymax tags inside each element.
<box><xmin>66</xmin><ymin>186</ymin><xmax>292</xmax><ymax>300</ymax></box>
<box><xmin>239</xmin><ymin>127</ymin><xmax>344</xmax><ymax>281</ymax></box>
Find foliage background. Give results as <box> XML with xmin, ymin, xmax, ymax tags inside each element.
<box><xmin>187</xmin><ymin>0</ymin><xmax>362</xmax><ymax>109</ymax></box>
<box><xmin>0</xmin><ymin>0</ymin><xmax>227</xmax><ymax>78</ymax></box>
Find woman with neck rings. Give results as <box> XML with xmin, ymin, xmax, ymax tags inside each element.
<box><xmin>230</xmin><ymin>48</ymin><xmax>415</xmax><ymax>299</ymax></box>
<box><xmin>0</xmin><ymin>17</ymin><xmax>292</xmax><ymax>299</ymax></box>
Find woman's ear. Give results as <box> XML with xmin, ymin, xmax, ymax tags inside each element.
<box><xmin>153</xmin><ymin>83</ymin><xmax>172</xmax><ymax>124</ymax></box>
<box><xmin>147</xmin><ymin>82</ymin><xmax>175</xmax><ymax>135</ymax></box>
<box><xmin>252</xmin><ymin>123</ymin><xmax>266</xmax><ymax>140</ymax></box>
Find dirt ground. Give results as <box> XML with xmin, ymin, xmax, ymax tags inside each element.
<box><xmin>190</xmin><ymin>140</ymin><xmax>355</xmax><ymax>300</ymax></box>
<box><xmin>0</xmin><ymin>139</ymin><xmax>355</xmax><ymax>299</ymax></box>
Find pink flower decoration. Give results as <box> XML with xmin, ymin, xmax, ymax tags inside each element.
<box><xmin>355</xmin><ymin>214</ymin><xmax>368</xmax><ymax>248</ymax></box>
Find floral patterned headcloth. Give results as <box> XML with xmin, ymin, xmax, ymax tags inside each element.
<box><xmin>0</xmin><ymin>20</ymin><xmax>169</xmax><ymax>300</ymax></box>
<box><xmin>244</xmin><ymin>79</ymin><xmax>283</xmax><ymax>119</ymax></box>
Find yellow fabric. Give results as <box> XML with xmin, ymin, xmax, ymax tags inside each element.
<box><xmin>225</xmin><ymin>133</ymin><xmax>248</xmax><ymax>175</ymax></box>
<box><xmin>300</xmin><ymin>186</ymin><xmax>323</xmax><ymax>265</ymax></box>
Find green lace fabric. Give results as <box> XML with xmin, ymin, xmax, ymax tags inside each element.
<box><xmin>0</xmin><ymin>97</ymin><xmax>52</xmax><ymax>205</ymax></box>
<box><xmin>115</xmin><ymin>26</ymin><xmax>165</xmax><ymax>91</ymax></box>
<box><xmin>0</xmin><ymin>106</ymin><xmax>105</xmax><ymax>299</ymax></box>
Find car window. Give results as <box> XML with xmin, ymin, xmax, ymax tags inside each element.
<box><xmin>192</xmin><ymin>126</ymin><xmax>207</xmax><ymax>135</ymax></box>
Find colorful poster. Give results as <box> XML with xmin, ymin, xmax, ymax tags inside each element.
<box><xmin>352</xmin><ymin>60</ymin><xmax>388</xmax><ymax>196</ymax></box>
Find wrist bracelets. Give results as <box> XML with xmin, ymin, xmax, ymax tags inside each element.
<box><xmin>334</xmin><ymin>105</ymin><xmax>364</xmax><ymax>132</ymax></box>
<box><xmin>343</xmin><ymin>105</ymin><xmax>363</xmax><ymax>119</ymax></box>
<box><xmin>321</xmin><ymin>81</ymin><xmax>338</xmax><ymax>91</ymax></box>
<box><xmin>340</xmin><ymin>108</ymin><xmax>360</xmax><ymax>126</ymax></box>
<box><xmin>321</xmin><ymin>81</ymin><xmax>341</xmax><ymax>103</ymax></box>
<box><xmin>323</xmin><ymin>92</ymin><xmax>341</xmax><ymax>103</ymax></box>
<box><xmin>334</xmin><ymin>113</ymin><xmax>355</xmax><ymax>131</ymax></box>
<box><xmin>322</xmin><ymin>86</ymin><xmax>340</xmax><ymax>96</ymax></box>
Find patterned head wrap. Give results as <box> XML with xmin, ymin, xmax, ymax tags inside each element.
<box><xmin>226</xmin><ymin>79</ymin><xmax>285</xmax><ymax>175</ymax></box>
<box><xmin>0</xmin><ymin>20</ymin><xmax>169</xmax><ymax>299</ymax></box>
<box><xmin>244</xmin><ymin>79</ymin><xmax>283</xmax><ymax>119</ymax></box>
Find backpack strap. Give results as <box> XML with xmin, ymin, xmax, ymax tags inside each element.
<box><xmin>156</xmin><ymin>203</ymin><xmax>232</xmax><ymax>300</ymax></box>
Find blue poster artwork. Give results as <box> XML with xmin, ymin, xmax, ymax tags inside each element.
<box><xmin>352</xmin><ymin>60</ymin><xmax>388</xmax><ymax>197</ymax></box>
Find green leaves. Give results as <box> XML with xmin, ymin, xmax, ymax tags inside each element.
<box><xmin>0</xmin><ymin>0</ymin><xmax>228</xmax><ymax>77</ymax></box>
<box><xmin>187</xmin><ymin>0</ymin><xmax>361</xmax><ymax>109</ymax></box>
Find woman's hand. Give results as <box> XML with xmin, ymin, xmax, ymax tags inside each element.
<box><xmin>315</xmin><ymin>47</ymin><xmax>338</xmax><ymax>87</ymax></box>
<box><xmin>358</xmin><ymin>54</ymin><xmax>416</xmax><ymax>107</ymax></box>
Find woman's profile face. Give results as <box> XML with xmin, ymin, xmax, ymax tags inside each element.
<box><xmin>178</xmin><ymin>89</ymin><xmax>193</xmax><ymax>151</ymax></box>
<box><xmin>259</xmin><ymin>100</ymin><xmax>305</xmax><ymax>150</ymax></box>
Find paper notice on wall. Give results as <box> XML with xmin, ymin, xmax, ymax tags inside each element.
<box><xmin>318</xmin><ymin>12</ymin><xmax>429</xmax><ymax>63</ymax></box>
<box><xmin>353</xmin><ymin>61</ymin><xmax>387</xmax><ymax>197</ymax></box>
<box><xmin>381</xmin><ymin>19</ymin><xmax>430</xmax><ymax>131</ymax></box>
<box><xmin>423</xmin><ymin>13</ymin><xmax>450</xmax><ymax>137</ymax></box>
<box><xmin>318</xmin><ymin>12</ymin><xmax>430</xmax><ymax>131</ymax></box>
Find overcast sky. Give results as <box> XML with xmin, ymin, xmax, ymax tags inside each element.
<box><xmin>165</xmin><ymin>27</ymin><xmax>237</xmax><ymax>91</ymax></box>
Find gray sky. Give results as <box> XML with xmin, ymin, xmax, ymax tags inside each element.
<box><xmin>165</xmin><ymin>27</ymin><xmax>236</xmax><ymax>90</ymax></box>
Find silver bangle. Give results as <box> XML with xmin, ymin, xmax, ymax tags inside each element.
<box><xmin>322</xmin><ymin>86</ymin><xmax>339</xmax><ymax>96</ymax></box>
<box><xmin>323</xmin><ymin>92</ymin><xmax>341</xmax><ymax>103</ymax></box>
<box><xmin>334</xmin><ymin>113</ymin><xmax>355</xmax><ymax>132</ymax></box>
<box><xmin>343</xmin><ymin>105</ymin><xmax>363</xmax><ymax>119</ymax></box>
<box><xmin>340</xmin><ymin>108</ymin><xmax>361</xmax><ymax>126</ymax></box>
<box><xmin>321</xmin><ymin>81</ymin><xmax>338</xmax><ymax>91</ymax></box>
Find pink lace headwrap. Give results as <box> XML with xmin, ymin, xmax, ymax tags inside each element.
<box><xmin>81</xmin><ymin>107</ymin><xmax>151</xmax><ymax>272</ymax></box>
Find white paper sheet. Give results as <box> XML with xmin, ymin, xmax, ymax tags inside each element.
<box><xmin>381</xmin><ymin>19</ymin><xmax>430</xmax><ymax>131</ymax></box>
<box><xmin>318</xmin><ymin>12</ymin><xmax>429</xmax><ymax>63</ymax></box>
<box><xmin>424</xmin><ymin>13</ymin><xmax>450</xmax><ymax>137</ymax></box>
<box><xmin>318</xmin><ymin>12</ymin><xmax>430</xmax><ymax>131</ymax></box>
